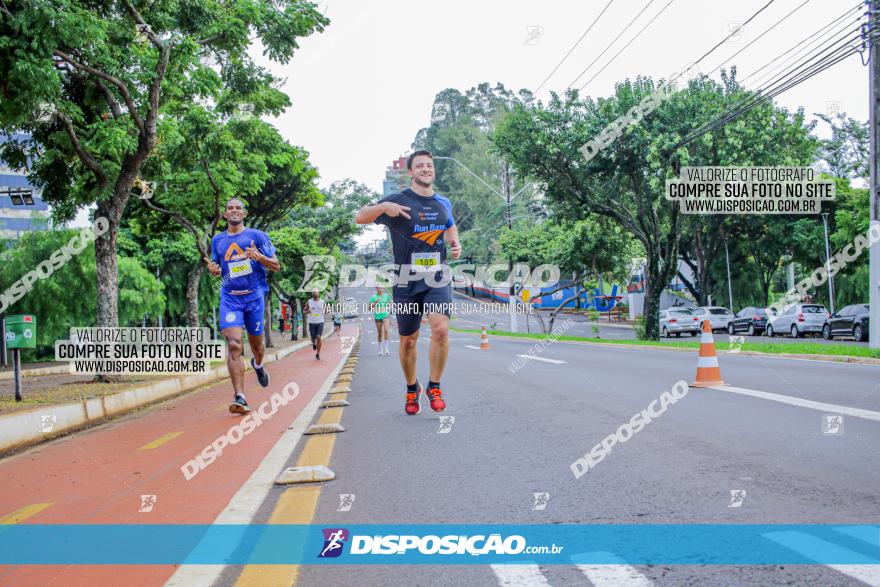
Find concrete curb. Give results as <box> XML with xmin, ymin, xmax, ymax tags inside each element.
<box><xmin>0</xmin><ymin>341</ymin><xmax>310</xmax><ymax>455</ymax></box>
<box><xmin>449</xmin><ymin>328</ymin><xmax>880</xmax><ymax>366</ymax></box>
<box><xmin>0</xmin><ymin>364</ymin><xmax>70</xmax><ymax>380</ymax></box>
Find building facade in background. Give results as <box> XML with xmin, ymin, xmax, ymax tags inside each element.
<box><xmin>0</xmin><ymin>134</ymin><xmax>50</xmax><ymax>241</ymax></box>
<box><xmin>382</xmin><ymin>156</ymin><xmax>408</xmax><ymax>196</ymax></box>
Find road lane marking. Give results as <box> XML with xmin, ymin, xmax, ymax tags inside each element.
<box><xmin>491</xmin><ymin>563</ymin><xmax>551</xmax><ymax>586</ymax></box>
<box><xmin>166</xmin><ymin>330</ymin><xmax>357</xmax><ymax>587</ymax></box>
<box><xmin>235</xmin><ymin>486</ymin><xmax>321</xmax><ymax>587</ymax></box>
<box><xmin>297</xmin><ymin>435</ymin><xmax>336</xmax><ymax>467</ymax></box>
<box><xmin>573</xmin><ymin>551</ymin><xmax>654</xmax><ymax>586</ymax></box>
<box><xmin>515</xmin><ymin>355</ymin><xmax>566</xmax><ymax>365</ymax></box>
<box><xmin>713</xmin><ymin>385</ymin><xmax>880</xmax><ymax>422</ymax></box>
<box><xmin>317</xmin><ymin>407</ymin><xmax>343</xmax><ymax>425</ymax></box>
<box><xmin>465</xmin><ymin>345</ymin><xmax>482</xmax><ymax>350</ymax></box>
<box><xmin>137</xmin><ymin>431</ymin><xmax>184</xmax><ymax>451</ymax></box>
<box><xmin>0</xmin><ymin>502</ymin><xmax>53</xmax><ymax>524</ymax></box>
<box><xmin>763</xmin><ymin>531</ymin><xmax>880</xmax><ymax>586</ymax></box>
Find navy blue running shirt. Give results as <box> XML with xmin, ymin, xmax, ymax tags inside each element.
<box><xmin>374</xmin><ymin>188</ymin><xmax>455</xmax><ymax>273</ymax></box>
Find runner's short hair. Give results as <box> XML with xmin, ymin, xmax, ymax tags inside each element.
<box><xmin>226</xmin><ymin>197</ymin><xmax>245</xmax><ymax>209</ymax></box>
<box><xmin>406</xmin><ymin>150</ymin><xmax>433</xmax><ymax>170</ymax></box>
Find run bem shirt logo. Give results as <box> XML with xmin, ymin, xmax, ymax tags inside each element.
<box><xmin>374</xmin><ymin>188</ymin><xmax>455</xmax><ymax>272</ymax></box>
<box><xmin>318</xmin><ymin>528</ymin><xmax>349</xmax><ymax>558</ymax></box>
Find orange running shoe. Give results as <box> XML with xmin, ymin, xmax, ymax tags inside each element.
<box><xmin>405</xmin><ymin>384</ymin><xmax>422</xmax><ymax>415</ymax></box>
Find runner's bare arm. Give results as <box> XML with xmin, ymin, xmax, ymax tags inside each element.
<box><xmin>204</xmin><ymin>257</ymin><xmax>221</xmax><ymax>276</ymax></box>
<box><xmin>445</xmin><ymin>225</ymin><xmax>462</xmax><ymax>260</ymax></box>
<box><xmin>355</xmin><ymin>202</ymin><xmax>410</xmax><ymax>224</ymax></box>
<box><xmin>244</xmin><ymin>240</ymin><xmax>281</xmax><ymax>272</ymax></box>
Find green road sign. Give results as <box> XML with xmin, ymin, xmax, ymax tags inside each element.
<box><xmin>6</xmin><ymin>315</ymin><xmax>37</xmax><ymax>349</ymax></box>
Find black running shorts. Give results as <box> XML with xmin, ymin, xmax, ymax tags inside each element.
<box><xmin>393</xmin><ymin>282</ymin><xmax>453</xmax><ymax>336</ymax></box>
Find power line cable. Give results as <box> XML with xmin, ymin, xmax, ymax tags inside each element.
<box><xmin>567</xmin><ymin>0</ymin><xmax>660</xmax><ymax>89</ymax></box>
<box><xmin>533</xmin><ymin>0</ymin><xmax>616</xmax><ymax>93</ymax></box>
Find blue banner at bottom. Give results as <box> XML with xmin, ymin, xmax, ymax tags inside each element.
<box><xmin>1</xmin><ymin>525</ymin><xmax>878</xmax><ymax>565</ymax></box>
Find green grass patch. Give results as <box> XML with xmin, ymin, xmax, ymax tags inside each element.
<box><xmin>449</xmin><ymin>327</ymin><xmax>880</xmax><ymax>359</ymax></box>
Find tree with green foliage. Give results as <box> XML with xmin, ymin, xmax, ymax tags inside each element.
<box><xmin>0</xmin><ymin>0</ymin><xmax>328</xmax><ymax>331</ymax></box>
<box><xmin>0</xmin><ymin>227</ymin><xmax>162</xmax><ymax>356</ymax></box>
<box><xmin>494</xmin><ymin>72</ymin><xmax>816</xmax><ymax>338</ymax></box>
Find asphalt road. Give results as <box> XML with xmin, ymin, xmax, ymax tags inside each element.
<box><xmin>295</xmin><ymin>287</ymin><xmax>880</xmax><ymax>586</ymax></box>
<box><xmin>448</xmin><ymin>291</ymin><xmax>869</xmax><ymax>348</ymax></box>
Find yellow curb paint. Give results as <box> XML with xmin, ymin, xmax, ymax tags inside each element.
<box><xmin>297</xmin><ymin>434</ymin><xmax>336</xmax><ymax>468</ymax></box>
<box><xmin>317</xmin><ymin>407</ymin><xmax>343</xmax><ymax>426</ymax></box>
<box><xmin>137</xmin><ymin>431</ymin><xmax>184</xmax><ymax>451</ymax></box>
<box><xmin>234</xmin><ymin>486</ymin><xmax>321</xmax><ymax>587</ymax></box>
<box><xmin>0</xmin><ymin>502</ymin><xmax>53</xmax><ymax>524</ymax></box>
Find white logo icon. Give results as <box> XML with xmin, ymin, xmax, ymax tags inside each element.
<box><xmin>23</xmin><ymin>329</ymin><xmax>32</xmax><ymax>339</ymax></box>
<box><xmin>728</xmin><ymin>335</ymin><xmax>744</xmax><ymax>353</ymax></box>
<box><xmin>728</xmin><ymin>489</ymin><xmax>746</xmax><ymax>508</ymax></box>
<box><xmin>40</xmin><ymin>414</ymin><xmax>56</xmax><ymax>433</ymax></box>
<box><xmin>822</xmin><ymin>414</ymin><xmax>844</xmax><ymax>435</ymax></box>
<box><xmin>826</xmin><ymin>101</ymin><xmax>843</xmax><ymax>116</ymax></box>
<box><xmin>139</xmin><ymin>494</ymin><xmax>157</xmax><ymax>513</ymax></box>
<box><xmin>340</xmin><ymin>336</ymin><xmax>356</xmax><ymax>353</ymax></box>
<box><xmin>236</xmin><ymin>103</ymin><xmax>255</xmax><ymax>121</ymax></box>
<box><xmin>524</xmin><ymin>25</ymin><xmax>544</xmax><ymax>45</ymax></box>
<box><xmin>727</xmin><ymin>23</ymin><xmax>744</xmax><ymax>42</ymax></box>
<box><xmin>431</xmin><ymin>104</ymin><xmax>449</xmax><ymax>124</ymax></box>
<box><xmin>437</xmin><ymin>416</ymin><xmax>455</xmax><ymax>433</ymax></box>
<box><xmin>337</xmin><ymin>494</ymin><xmax>355</xmax><ymax>512</ymax></box>
<box><xmin>225</xmin><ymin>312</ymin><xmax>236</xmax><ymax>323</ymax></box>
<box><xmin>532</xmin><ymin>492</ymin><xmax>550</xmax><ymax>510</ymax></box>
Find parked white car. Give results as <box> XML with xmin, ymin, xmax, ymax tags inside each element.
<box><xmin>659</xmin><ymin>307</ymin><xmax>701</xmax><ymax>337</ymax></box>
<box><xmin>691</xmin><ymin>306</ymin><xmax>734</xmax><ymax>332</ymax></box>
<box><xmin>766</xmin><ymin>303</ymin><xmax>829</xmax><ymax>338</ymax></box>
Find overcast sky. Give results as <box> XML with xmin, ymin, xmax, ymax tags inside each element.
<box><xmin>67</xmin><ymin>1</ymin><xmax>870</xmax><ymax>234</ymax></box>
<box><xmin>260</xmin><ymin>0</ymin><xmax>867</xmax><ymax>192</ymax></box>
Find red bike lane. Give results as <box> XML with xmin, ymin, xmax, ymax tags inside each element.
<box><xmin>0</xmin><ymin>326</ymin><xmax>356</xmax><ymax>587</ymax></box>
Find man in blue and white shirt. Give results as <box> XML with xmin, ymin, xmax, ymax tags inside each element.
<box><xmin>206</xmin><ymin>198</ymin><xmax>281</xmax><ymax>415</ymax></box>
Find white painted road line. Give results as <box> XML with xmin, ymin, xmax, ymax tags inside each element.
<box><xmin>713</xmin><ymin>385</ymin><xmax>880</xmax><ymax>422</ymax></box>
<box><xmin>574</xmin><ymin>552</ymin><xmax>654</xmax><ymax>586</ymax></box>
<box><xmin>491</xmin><ymin>563</ymin><xmax>551</xmax><ymax>586</ymax></box>
<box><xmin>465</xmin><ymin>345</ymin><xmax>483</xmax><ymax>350</ymax></box>
<box><xmin>515</xmin><ymin>354</ymin><xmax>567</xmax><ymax>365</ymax></box>
<box><xmin>763</xmin><ymin>531</ymin><xmax>880</xmax><ymax>586</ymax></box>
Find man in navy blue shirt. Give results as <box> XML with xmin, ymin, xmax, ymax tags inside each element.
<box><xmin>206</xmin><ymin>198</ymin><xmax>281</xmax><ymax>414</ymax></box>
<box><xmin>355</xmin><ymin>150</ymin><xmax>462</xmax><ymax>416</ymax></box>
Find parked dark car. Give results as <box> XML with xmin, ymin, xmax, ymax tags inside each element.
<box><xmin>727</xmin><ymin>307</ymin><xmax>772</xmax><ymax>336</ymax></box>
<box><xmin>822</xmin><ymin>304</ymin><xmax>869</xmax><ymax>342</ymax></box>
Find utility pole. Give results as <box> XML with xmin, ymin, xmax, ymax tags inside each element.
<box><xmin>504</xmin><ymin>164</ymin><xmax>518</xmax><ymax>333</ymax></box>
<box><xmin>723</xmin><ymin>234</ymin><xmax>734</xmax><ymax>311</ymax></box>
<box><xmin>821</xmin><ymin>213</ymin><xmax>836</xmax><ymax>313</ymax></box>
<box><xmin>870</xmin><ymin>0</ymin><xmax>880</xmax><ymax>348</ymax></box>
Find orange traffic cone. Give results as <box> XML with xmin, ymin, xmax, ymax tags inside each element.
<box><xmin>480</xmin><ymin>326</ymin><xmax>491</xmax><ymax>350</ymax></box>
<box><xmin>691</xmin><ymin>319</ymin><xmax>725</xmax><ymax>387</ymax></box>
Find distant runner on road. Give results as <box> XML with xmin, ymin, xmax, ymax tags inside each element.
<box><xmin>355</xmin><ymin>150</ymin><xmax>462</xmax><ymax>415</ymax></box>
<box><xmin>205</xmin><ymin>198</ymin><xmax>280</xmax><ymax>415</ymax></box>
<box><xmin>370</xmin><ymin>285</ymin><xmax>392</xmax><ymax>355</ymax></box>
<box><xmin>307</xmin><ymin>288</ymin><xmax>327</xmax><ymax>360</ymax></box>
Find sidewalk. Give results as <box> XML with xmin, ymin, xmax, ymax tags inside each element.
<box><xmin>0</xmin><ymin>323</ymin><xmax>357</xmax><ymax>587</ymax></box>
<box><xmin>0</xmin><ymin>328</ymin><xmax>303</xmax><ymax>415</ymax></box>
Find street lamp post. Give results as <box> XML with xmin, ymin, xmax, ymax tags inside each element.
<box><xmin>433</xmin><ymin>156</ymin><xmax>531</xmax><ymax>333</ymax></box>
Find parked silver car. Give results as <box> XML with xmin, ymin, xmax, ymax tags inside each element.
<box><xmin>766</xmin><ymin>303</ymin><xmax>829</xmax><ymax>338</ymax></box>
<box><xmin>691</xmin><ymin>306</ymin><xmax>734</xmax><ymax>332</ymax></box>
<box><xmin>659</xmin><ymin>307</ymin><xmax>701</xmax><ymax>337</ymax></box>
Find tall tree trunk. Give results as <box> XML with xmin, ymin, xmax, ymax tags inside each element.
<box><xmin>643</xmin><ymin>254</ymin><xmax>663</xmax><ymax>340</ymax></box>
<box><xmin>94</xmin><ymin>201</ymin><xmax>121</xmax><ymax>329</ymax></box>
<box><xmin>185</xmin><ymin>262</ymin><xmax>204</xmax><ymax>327</ymax></box>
